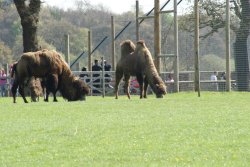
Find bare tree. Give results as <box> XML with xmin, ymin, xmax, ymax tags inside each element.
<box><xmin>14</xmin><ymin>0</ymin><xmax>41</xmax><ymax>52</ymax></box>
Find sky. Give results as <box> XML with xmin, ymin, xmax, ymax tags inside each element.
<box><xmin>43</xmin><ymin>0</ymin><xmax>191</xmax><ymax>15</ymax></box>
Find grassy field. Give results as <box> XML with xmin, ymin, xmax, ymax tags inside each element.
<box><xmin>0</xmin><ymin>92</ymin><xmax>249</xmax><ymax>166</ymax></box>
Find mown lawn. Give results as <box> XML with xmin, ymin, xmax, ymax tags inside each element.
<box><xmin>0</xmin><ymin>92</ymin><xmax>249</xmax><ymax>166</ymax></box>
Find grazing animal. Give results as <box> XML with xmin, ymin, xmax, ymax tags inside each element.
<box><xmin>11</xmin><ymin>49</ymin><xmax>90</xmax><ymax>103</ymax></box>
<box><xmin>115</xmin><ymin>40</ymin><xmax>166</xmax><ymax>99</ymax></box>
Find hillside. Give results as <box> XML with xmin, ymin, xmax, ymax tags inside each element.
<box><xmin>0</xmin><ymin>2</ymin><xmax>231</xmax><ymax>71</ymax></box>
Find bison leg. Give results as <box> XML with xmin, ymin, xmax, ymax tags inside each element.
<box><xmin>124</xmin><ymin>74</ymin><xmax>131</xmax><ymax>99</ymax></box>
<box><xmin>143</xmin><ymin>77</ymin><xmax>149</xmax><ymax>98</ymax></box>
<box><xmin>19</xmin><ymin>84</ymin><xmax>28</xmax><ymax>103</ymax></box>
<box><xmin>136</xmin><ymin>74</ymin><xmax>144</xmax><ymax>99</ymax></box>
<box><xmin>52</xmin><ymin>76</ymin><xmax>59</xmax><ymax>102</ymax></box>
<box><xmin>44</xmin><ymin>89</ymin><xmax>49</xmax><ymax>102</ymax></box>
<box><xmin>11</xmin><ymin>79</ymin><xmax>19</xmax><ymax>103</ymax></box>
<box><xmin>53</xmin><ymin>93</ymin><xmax>58</xmax><ymax>102</ymax></box>
<box><xmin>114</xmin><ymin>68</ymin><xmax>123</xmax><ymax>99</ymax></box>
<box><xmin>45</xmin><ymin>74</ymin><xmax>59</xmax><ymax>102</ymax></box>
<box><xmin>41</xmin><ymin>79</ymin><xmax>47</xmax><ymax>101</ymax></box>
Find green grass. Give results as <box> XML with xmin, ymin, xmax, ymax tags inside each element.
<box><xmin>0</xmin><ymin>92</ymin><xmax>250</xmax><ymax>166</ymax></box>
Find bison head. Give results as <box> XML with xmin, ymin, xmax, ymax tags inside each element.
<box><xmin>150</xmin><ymin>82</ymin><xmax>166</xmax><ymax>98</ymax></box>
<box><xmin>68</xmin><ymin>79</ymin><xmax>90</xmax><ymax>101</ymax></box>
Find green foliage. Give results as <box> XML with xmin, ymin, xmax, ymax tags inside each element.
<box><xmin>201</xmin><ymin>54</ymin><xmax>235</xmax><ymax>71</ymax></box>
<box><xmin>0</xmin><ymin>2</ymin><xmax>236</xmax><ymax>71</ymax></box>
<box><xmin>0</xmin><ymin>40</ymin><xmax>12</xmax><ymax>66</ymax></box>
<box><xmin>201</xmin><ymin>54</ymin><xmax>226</xmax><ymax>71</ymax></box>
<box><xmin>0</xmin><ymin>92</ymin><xmax>249</xmax><ymax>166</ymax></box>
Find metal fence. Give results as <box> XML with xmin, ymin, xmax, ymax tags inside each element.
<box><xmin>0</xmin><ymin>70</ymin><xmax>241</xmax><ymax>98</ymax></box>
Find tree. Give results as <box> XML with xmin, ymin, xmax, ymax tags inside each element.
<box><xmin>179</xmin><ymin>0</ymin><xmax>250</xmax><ymax>91</ymax></box>
<box><xmin>234</xmin><ymin>0</ymin><xmax>250</xmax><ymax>91</ymax></box>
<box><xmin>13</xmin><ymin>0</ymin><xmax>41</xmax><ymax>52</ymax></box>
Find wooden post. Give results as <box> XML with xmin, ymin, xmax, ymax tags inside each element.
<box><xmin>174</xmin><ymin>0</ymin><xmax>179</xmax><ymax>92</ymax></box>
<box><xmin>64</xmin><ymin>34</ymin><xmax>70</xmax><ymax>67</ymax></box>
<box><xmin>194</xmin><ymin>0</ymin><xmax>200</xmax><ymax>97</ymax></box>
<box><xmin>101</xmin><ymin>57</ymin><xmax>105</xmax><ymax>97</ymax></box>
<box><xmin>111</xmin><ymin>16</ymin><xmax>116</xmax><ymax>70</ymax></box>
<box><xmin>226</xmin><ymin>0</ymin><xmax>231</xmax><ymax>91</ymax></box>
<box><xmin>136</xmin><ymin>0</ymin><xmax>140</xmax><ymax>41</ymax></box>
<box><xmin>154</xmin><ymin>0</ymin><xmax>161</xmax><ymax>72</ymax></box>
<box><xmin>88</xmin><ymin>30</ymin><xmax>92</xmax><ymax>71</ymax></box>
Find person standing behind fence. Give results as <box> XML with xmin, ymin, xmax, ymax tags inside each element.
<box><xmin>210</xmin><ymin>71</ymin><xmax>218</xmax><ymax>91</ymax></box>
<box><xmin>92</xmin><ymin>59</ymin><xmax>102</xmax><ymax>93</ymax></box>
<box><xmin>0</xmin><ymin>68</ymin><xmax>7</xmax><ymax>97</ymax></box>
<box><xmin>219</xmin><ymin>72</ymin><xmax>226</xmax><ymax>91</ymax></box>
<box><xmin>80</xmin><ymin>67</ymin><xmax>90</xmax><ymax>83</ymax></box>
<box><xmin>103</xmin><ymin>60</ymin><xmax>113</xmax><ymax>88</ymax></box>
<box><xmin>166</xmin><ymin>73</ymin><xmax>174</xmax><ymax>93</ymax></box>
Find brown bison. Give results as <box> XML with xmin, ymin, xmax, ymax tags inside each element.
<box><xmin>11</xmin><ymin>49</ymin><xmax>90</xmax><ymax>103</ymax></box>
<box><xmin>115</xmin><ymin>40</ymin><xmax>166</xmax><ymax>99</ymax></box>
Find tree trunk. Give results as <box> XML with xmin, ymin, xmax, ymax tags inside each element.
<box><xmin>234</xmin><ymin>32</ymin><xmax>249</xmax><ymax>91</ymax></box>
<box><xmin>234</xmin><ymin>0</ymin><xmax>250</xmax><ymax>91</ymax></box>
<box><xmin>14</xmin><ymin>0</ymin><xmax>41</xmax><ymax>52</ymax></box>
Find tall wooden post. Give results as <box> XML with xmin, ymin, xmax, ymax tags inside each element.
<box><xmin>136</xmin><ymin>0</ymin><xmax>140</xmax><ymax>41</ymax></box>
<box><xmin>226</xmin><ymin>0</ymin><xmax>231</xmax><ymax>91</ymax></box>
<box><xmin>88</xmin><ymin>30</ymin><xmax>92</xmax><ymax>71</ymax></box>
<box><xmin>64</xmin><ymin>34</ymin><xmax>70</xmax><ymax>67</ymax></box>
<box><xmin>111</xmin><ymin>16</ymin><xmax>116</xmax><ymax>70</ymax></box>
<box><xmin>101</xmin><ymin>57</ymin><xmax>105</xmax><ymax>97</ymax></box>
<box><xmin>154</xmin><ymin>0</ymin><xmax>161</xmax><ymax>72</ymax></box>
<box><xmin>194</xmin><ymin>0</ymin><xmax>200</xmax><ymax>97</ymax></box>
<box><xmin>174</xmin><ymin>0</ymin><xmax>179</xmax><ymax>92</ymax></box>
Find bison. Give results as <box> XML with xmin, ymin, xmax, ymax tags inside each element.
<box><xmin>115</xmin><ymin>40</ymin><xmax>166</xmax><ymax>99</ymax></box>
<box><xmin>11</xmin><ymin>49</ymin><xmax>89</xmax><ymax>103</ymax></box>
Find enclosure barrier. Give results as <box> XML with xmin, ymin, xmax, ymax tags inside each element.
<box><xmin>0</xmin><ymin>71</ymin><xmax>241</xmax><ymax>98</ymax></box>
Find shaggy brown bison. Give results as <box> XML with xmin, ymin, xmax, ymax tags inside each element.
<box><xmin>11</xmin><ymin>49</ymin><xmax>90</xmax><ymax>103</ymax></box>
<box><xmin>115</xmin><ymin>40</ymin><xmax>166</xmax><ymax>99</ymax></box>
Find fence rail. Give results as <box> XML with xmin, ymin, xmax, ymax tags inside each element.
<box><xmin>0</xmin><ymin>71</ymin><xmax>245</xmax><ymax>97</ymax></box>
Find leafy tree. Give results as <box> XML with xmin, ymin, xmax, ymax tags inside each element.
<box><xmin>180</xmin><ymin>0</ymin><xmax>250</xmax><ymax>91</ymax></box>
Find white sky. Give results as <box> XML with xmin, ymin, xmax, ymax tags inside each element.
<box><xmin>43</xmin><ymin>0</ymin><xmax>191</xmax><ymax>15</ymax></box>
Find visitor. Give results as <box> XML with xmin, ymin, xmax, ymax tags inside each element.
<box><xmin>166</xmin><ymin>73</ymin><xmax>174</xmax><ymax>93</ymax></box>
<box><xmin>210</xmin><ymin>71</ymin><xmax>218</xmax><ymax>91</ymax></box>
<box><xmin>0</xmin><ymin>68</ymin><xmax>7</xmax><ymax>97</ymax></box>
<box><xmin>92</xmin><ymin>59</ymin><xmax>102</xmax><ymax>93</ymax></box>
<box><xmin>102</xmin><ymin>60</ymin><xmax>112</xmax><ymax>88</ymax></box>
<box><xmin>80</xmin><ymin>67</ymin><xmax>90</xmax><ymax>83</ymax></box>
<box><xmin>219</xmin><ymin>72</ymin><xmax>226</xmax><ymax>91</ymax></box>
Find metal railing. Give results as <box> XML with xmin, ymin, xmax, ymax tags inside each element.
<box><xmin>0</xmin><ymin>71</ymin><xmax>245</xmax><ymax>97</ymax></box>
